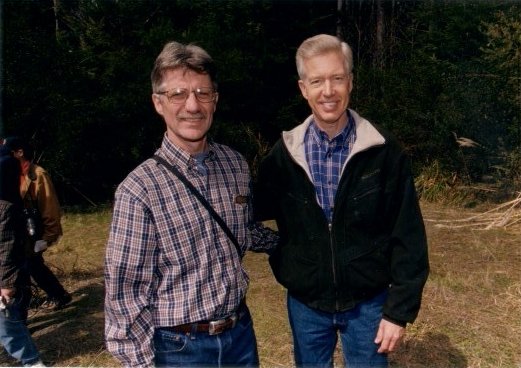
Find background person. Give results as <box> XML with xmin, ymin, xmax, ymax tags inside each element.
<box><xmin>0</xmin><ymin>146</ymin><xmax>45</xmax><ymax>367</ymax></box>
<box><xmin>2</xmin><ymin>137</ymin><xmax>72</xmax><ymax>311</ymax></box>
<box><xmin>255</xmin><ymin>34</ymin><xmax>429</xmax><ymax>367</ymax></box>
<box><xmin>104</xmin><ymin>41</ymin><xmax>278</xmax><ymax>367</ymax></box>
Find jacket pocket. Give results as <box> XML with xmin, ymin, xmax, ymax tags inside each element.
<box><xmin>347</xmin><ymin>183</ymin><xmax>383</xmax><ymax>224</ymax></box>
<box><xmin>337</xmin><ymin>238</ymin><xmax>391</xmax><ymax>293</ymax></box>
<box><xmin>270</xmin><ymin>246</ymin><xmax>320</xmax><ymax>299</ymax></box>
<box><xmin>279</xmin><ymin>192</ymin><xmax>317</xmax><ymax>234</ymax></box>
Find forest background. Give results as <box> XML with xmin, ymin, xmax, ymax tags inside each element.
<box><xmin>1</xmin><ymin>0</ymin><xmax>520</xmax><ymax>207</ymax></box>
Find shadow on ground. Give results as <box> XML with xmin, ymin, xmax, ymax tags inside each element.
<box><xmin>0</xmin><ymin>277</ymin><xmax>107</xmax><ymax>367</ymax></box>
<box><xmin>390</xmin><ymin>332</ymin><xmax>467</xmax><ymax>367</ymax></box>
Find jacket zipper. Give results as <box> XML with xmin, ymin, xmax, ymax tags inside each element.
<box><xmin>281</xmin><ymin>122</ymin><xmax>388</xmax><ymax>313</ymax></box>
<box><xmin>328</xmin><ymin>222</ymin><xmax>340</xmax><ymax>311</ymax></box>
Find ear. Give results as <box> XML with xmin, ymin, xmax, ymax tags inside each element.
<box><xmin>152</xmin><ymin>94</ymin><xmax>165</xmax><ymax>117</ymax></box>
<box><xmin>213</xmin><ymin>93</ymin><xmax>219</xmax><ymax>112</ymax></box>
<box><xmin>298</xmin><ymin>80</ymin><xmax>309</xmax><ymax>100</ymax></box>
<box><xmin>347</xmin><ymin>73</ymin><xmax>354</xmax><ymax>94</ymax></box>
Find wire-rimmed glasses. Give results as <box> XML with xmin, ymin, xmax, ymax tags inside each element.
<box><xmin>156</xmin><ymin>87</ymin><xmax>217</xmax><ymax>104</ymax></box>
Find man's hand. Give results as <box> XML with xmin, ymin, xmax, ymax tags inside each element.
<box><xmin>374</xmin><ymin>319</ymin><xmax>405</xmax><ymax>354</ymax></box>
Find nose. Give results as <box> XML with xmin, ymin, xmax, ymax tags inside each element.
<box><xmin>323</xmin><ymin>80</ymin><xmax>334</xmax><ymax>96</ymax></box>
<box><xmin>184</xmin><ymin>91</ymin><xmax>200</xmax><ymax>112</ymax></box>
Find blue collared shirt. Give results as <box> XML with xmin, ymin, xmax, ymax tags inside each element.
<box><xmin>304</xmin><ymin>113</ymin><xmax>356</xmax><ymax>223</ymax></box>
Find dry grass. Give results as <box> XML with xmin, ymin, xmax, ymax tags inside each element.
<box><xmin>425</xmin><ymin>192</ymin><xmax>521</xmax><ymax>231</ymax></box>
<box><xmin>1</xmin><ymin>202</ymin><xmax>520</xmax><ymax>367</ymax></box>
<box><xmin>409</xmin><ymin>202</ymin><xmax>521</xmax><ymax>368</ymax></box>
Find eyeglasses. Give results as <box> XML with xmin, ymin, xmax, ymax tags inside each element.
<box><xmin>156</xmin><ymin>87</ymin><xmax>217</xmax><ymax>104</ymax></box>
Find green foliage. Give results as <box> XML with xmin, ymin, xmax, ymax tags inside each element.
<box><xmin>481</xmin><ymin>5</ymin><xmax>521</xmax><ymax>98</ymax></box>
<box><xmin>415</xmin><ymin>160</ymin><xmax>463</xmax><ymax>204</ymax></box>
<box><xmin>354</xmin><ymin>1</ymin><xmax>520</xmax><ymax>194</ymax></box>
<box><xmin>210</xmin><ymin>120</ymin><xmax>270</xmax><ymax>179</ymax></box>
<box><xmin>481</xmin><ymin>5</ymin><xmax>521</xmax><ymax>146</ymax></box>
<box><xmin>2</xmin><ymin>0</ymin><xmax>521</xmax><ymax>204</ymax></box>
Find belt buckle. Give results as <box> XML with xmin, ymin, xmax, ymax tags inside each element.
<box><xmin>208</xmin><ymin>314</ymin><xmax>237</xmax><ymax>335</ymax></box>
<box><xmin>230</xmin><ymin>314</ymin><xmax>238</xmax><ymax>328</ymax></box>
<box><xmin>208</xmin><ymin>319</ymin><xmax>225</xmax><ymax>335</ymax></box>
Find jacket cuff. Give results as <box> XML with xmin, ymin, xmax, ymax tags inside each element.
<box><xmin>382</xmin><ymin>314</ymin><xmax>407</xmax><ymax>328</ymax></box>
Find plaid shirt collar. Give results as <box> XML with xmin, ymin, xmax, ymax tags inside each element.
<box><xmin>305</xmin><ymin>112</ymin><xmax>356</xmax><ymax>222</ymax></box>
<box><xmin>160</xmin><ymin>134</ymin><xmax>216</xmax><ymax>173</ymax></box>
<box><xmin>307</xmin><ymin>116</ymin><xmax>354</xmax><ymax>154</ymax></box>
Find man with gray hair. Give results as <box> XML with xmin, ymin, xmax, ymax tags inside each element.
<box><xmin>104</xmin><ymin>41</ymin><xmax>277</xmax><ymax>367</ymax></box>
<box><xmin>255</xmin><ymin>34</ymin><xmax>429</xmax><ymax>367</ymax></box>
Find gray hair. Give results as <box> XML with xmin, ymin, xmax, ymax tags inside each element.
<box><xmin>151</xmin><ymin>41</ymin><xmax>217</xmax><ymax>92</ymax></box>
<box><xmin>296</xmin><ymin>34</ymin><xmax>353</xmax><ymax>79</ymax></box>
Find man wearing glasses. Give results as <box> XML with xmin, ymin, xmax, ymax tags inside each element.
<box><xmin>104</xmin><ymin>41</ymin><xmax>277</xmax><ymax>367</ymax></box>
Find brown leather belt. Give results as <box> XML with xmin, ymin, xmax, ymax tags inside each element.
<box><xmin>169</xmin><ymin>302</ymin><xmax>246</xmax><ymax>336</ymax></box>
<box><xmin>171</xmin><ymin>314</ymin><xmax>238</xmax><ymax>335</ymax></box>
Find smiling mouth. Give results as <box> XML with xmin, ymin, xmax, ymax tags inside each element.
<box><xmin>321</xmin><ymin>102</ymin><xmax>338</xmax><ymax>109</ymax></box>
<box><xmin>179</xmin><ymin>115</ymin><xmax>205</xmax><ymax>122</ymax></box>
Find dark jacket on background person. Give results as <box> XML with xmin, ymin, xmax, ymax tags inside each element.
<box><xmin>0</xmin><ymin>201</ymin><xmax>27</xmax><ymax>290</ymax></box>
<box><xmin>0</xmin><ymin>151</ymin><xmax>28</xmax><ymax>290</ymax></box>
<box><xmin>0</xmin><ymin>146</ymin><xmax>21</xmax><ymax>206</ymax></box>
<box><xmin>255</xmin><ymin>109</ymin><xmax>429</xmax><ymax>325</ymax></box>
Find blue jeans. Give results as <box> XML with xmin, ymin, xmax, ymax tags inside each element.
<box><xmin>287</xmin><ymin>291</ymin><xmax>388</xmax><ymax>368</ymax></box>
<box><xmin>153</xmin><ymin>306</ymin><xmax>259</xmax><ymax>367</ymax></box>
<box><xmin>0</xmin><ymin>291</ymin><xmax>41</xmax><ymax>366</ymax></box>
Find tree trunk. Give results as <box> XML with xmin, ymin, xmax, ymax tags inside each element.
<box><xmin>375</xmin><ymin>0</ymin><xmax>384</xmax><ymax>69</ymax></box>
<box><xmin>337</xmin><ymin>0</ymin><xmax>344</xmax><ymax>39</ymax></box>
<box><xmin>53</xmin><ymin>0</ymin><xmax>60</xmax><ymax>42</ymax></box>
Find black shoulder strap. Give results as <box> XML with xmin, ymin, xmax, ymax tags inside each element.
<box><xmin>152</xmin><ymin>155</ymin><xmax>242</xmax><ymax>256</ymax></box>
<box><xmin>22</xmin><ymin>175</ymin><xmax>37</xmax><ymax>207</ymax></box>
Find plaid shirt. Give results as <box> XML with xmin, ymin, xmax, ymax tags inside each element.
<box><xmin>105</xmin><ymin>135</ymin><xmax>278</xmax><ymax>367</ymax></box>
<box><xmin>0</xmin><ymin>201</ymin><xmax>21</xmax><ymax>289</ymax></box>
<box><xmin>305</xmin><ymin>113</ymin><xmax>356</xmax><ymax>223</ymax></box>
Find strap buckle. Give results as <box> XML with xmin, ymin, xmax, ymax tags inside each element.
<box><xmin>208</xmin><ymin>314</ymin><xmax>238</xmax><ymax>335</ymax></box>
